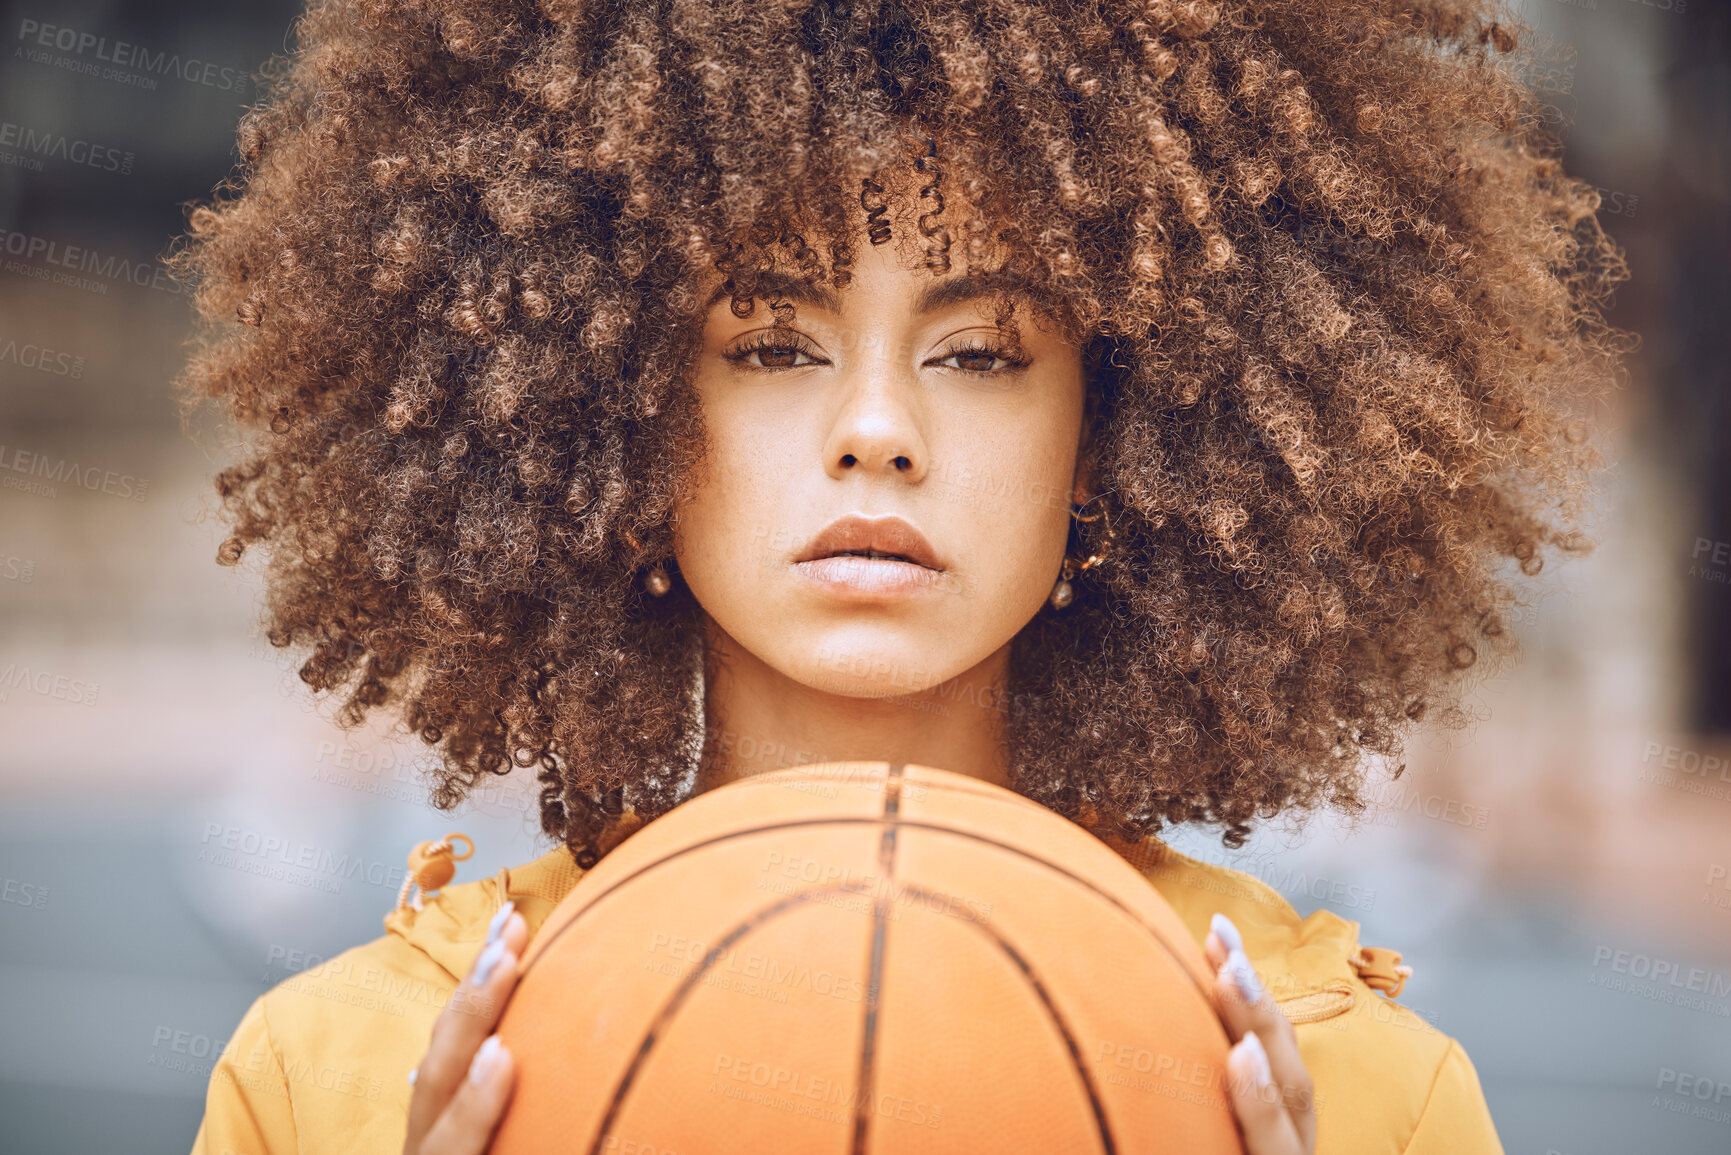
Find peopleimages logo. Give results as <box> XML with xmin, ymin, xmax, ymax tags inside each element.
<box><xmin>0</xmin><ymin>119</ymin><xmax>133</xmax><ymax>175</ymax></box>
<box><xmin>1588</xmin><ymin>945</ymin><xmax>1731</xmax><ymax>1017</ymax></box>
<box><xmin>0</xmin><ymin>334</ymin><xmax>84</xmax><ymax>378</ymax></box>
<box><xmin>0</xmin><ymin>443</ymin><xmax>148</xmax><ymax>501</ymax></box>
<box><xmin>0</xmin><ymin>227</ymin><xmax>182</xmax><ymax>296</ymax></box>
<box><xmin>0</xmin><ymin>663</ymin><xmax>100</xmax><ymax>708</ymax></box>
<box><xmin>14</xmin><ymin>19</ymin><xmax>250</xmax><ymax>95</ymax></box>
<box><xmin>197</xmin><ymin>822</ymin><xmax>409</xmax><ymax>894</ymax></box>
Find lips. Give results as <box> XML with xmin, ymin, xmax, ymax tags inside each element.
<box><xmin>795</xmin><ymin>513</ymin><xmax>944</xmax><ymax>571</ymax></box>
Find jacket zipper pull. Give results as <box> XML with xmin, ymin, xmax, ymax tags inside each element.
<box><xmin>1349</xmin><ymin>945</ymin><xmax>1413</xmax><ymax>997</ymax></box>
<box><xmin>395</xmin><ymin>832</ymin><xmax>475</xmax><ymax>912</ymax></box>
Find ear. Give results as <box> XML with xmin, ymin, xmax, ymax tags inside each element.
<box><xmin>1071</xmin><ymin>364</ymin><xmax>1101</xmax><ymax>506</ymax></box>
<box><xmin>1070</xmin><ymin>435</ymin><xmax>1100</xmax><ymax>507</ymax></box>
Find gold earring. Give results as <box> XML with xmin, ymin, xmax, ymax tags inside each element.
<box><xmin>1049</xmin><ymin>493</ymin><xmax>1116</xmax><ymax>610</ymax></box>
<box><xmin>1048</xmin><ymin>556</ymin><xmax>1077</xmax><ymax>609</ymax></box>
<box><xmin>623</xmin><ymin>526</ymin><xmax>672</xmax><ymax>597</ymax></box>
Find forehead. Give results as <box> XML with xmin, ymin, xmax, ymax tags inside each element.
<box><xmin>701</xmin><ymin>265</ymin><xmax>1049</xmax><ymax>320</ymax></box>
<box><xmin>691</xmin><ymin>169</ymin><xmax>1082</xmax><ymax>337</ymax></box>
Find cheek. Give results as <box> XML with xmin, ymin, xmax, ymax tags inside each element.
<box><xmin>672</xmin><ymin>450</ymin><xmax>739</xmax><ymax>587</ymax></box>
<box><xmin>941</xmin><ymin>423</ymin><xmax>1078</xmax><ymax>609</ymax></box>
<box><xmin>672</xmin><ymin>405</ymin><xmax>791</xmax><ymax>597</ymax></box>
<box><xmin>980</xmin><ymin>471</ymin><xmax>1073</xmax><ymax>590</ymax></box>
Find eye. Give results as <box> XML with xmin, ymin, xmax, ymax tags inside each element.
<box><xmin>723</xmin><ymin>331</ymin><xmax>826</xmax><ymax>372</ymax></box>
<box><xmin>931</xmin><ymin>337</ymin><xmax>1031</xmax><ymax>375</ymax></box>
<box><xmin>721</xmin><ymin>332</ymin><xmax>1031</xmax><ymax>375</ymax></box>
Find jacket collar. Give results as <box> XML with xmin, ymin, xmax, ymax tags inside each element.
<box><xmin>381</xmin><ymin>844</ymin><xmax>584</xmax><ymax>982</ymax></box>
<box><xmin>1101</xmin><ymin>833</ymin><xmax>1363</xmax><ymax>1021</ymax></box>
<box><xmin>386</xmin><ymin>837</ymin><xmax>1366</xmax><ymax>1021</ymax></box>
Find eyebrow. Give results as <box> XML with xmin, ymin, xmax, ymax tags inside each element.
<box><xmin>704</xmin><ymin>268</ymin><xmax>1042</xmax><ymax>318</ymax></box>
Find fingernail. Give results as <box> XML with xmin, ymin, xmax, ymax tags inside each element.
<box><xmin>1240</xmin><ymin>1030</ymin><xmax>1272</xmax><ymax>1088</ymax></box>
<box><xmin>406</xmin><ymin>1067</ymin><xmax>418</xmax><ymax>1086</ymax></box>
<box><xmin>468</xmin><ymin>1035</ymin><xmax>503</xmax><ymax>1087</ymax></box>
<box><xmin>471</xmin><ymin>936</ymin><xmax>508</xmax><ymax>986</ymax></box>
<box><xmin>1210</xmin><ymin>912</ymin><xmax>1244</xmax><ymax>954</ymax></box>
<box><xmin>486</xmin><ymin>900</ymin><xmax>515</xmax><ymax>945</ymax></box>
<box><xmin>1226</xmin><ymin>947</ymin><xmax>1264</xmax><ymax>1005</ymax></box>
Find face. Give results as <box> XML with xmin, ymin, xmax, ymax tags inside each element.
<box><xmin>672</xmin><ymin>187</ymin><xmax>1090</xmax><ymax>703</ymax></box>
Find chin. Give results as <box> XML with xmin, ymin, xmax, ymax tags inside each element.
<box><xmin>778</xmin><ymin>623</ymin><xmax>997</xmax><ymax>706</ymax></box>
<box><xmin>779</xmin><ymin>628</ymin><xmax>968</xmax><ymax>701</ymax></box>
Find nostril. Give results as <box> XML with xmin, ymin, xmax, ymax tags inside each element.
<box><xmin>894</xmin><ymin>455</ymin><xmax>911</xmax><ymax>471</ymax></box>
<box><xmin>840</xmin><ymin>453</ymin><xmax>857</xmax><ymax>467</ymax></box>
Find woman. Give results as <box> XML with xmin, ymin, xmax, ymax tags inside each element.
<box><xmin>176</xmin><ymin>0</ymin><xmax>1624</xmax><ymax>1151</ymax></box>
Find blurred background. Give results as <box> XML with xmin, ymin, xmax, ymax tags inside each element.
<box><xmin>0</xmin><ymin>0</ymin><xmax>1726</xmax><ymax>1152</ymax></box>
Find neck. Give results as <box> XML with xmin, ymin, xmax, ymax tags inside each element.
<box><xmin>693</xmin><ymin>619</ymin><xmax>1015</xmax><ymax>794</ymax></box>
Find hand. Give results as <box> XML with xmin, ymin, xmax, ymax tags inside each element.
<box><xmin>1205</xmin><ymin>913</ymin><xmax>1317</xmax><ymax>1155</ymax></box>
<box><xmin>402</xmin><ymin>902</ymin><xmax>527</xmax><ymax>1155</ymax></box>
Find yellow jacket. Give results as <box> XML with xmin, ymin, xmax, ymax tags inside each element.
<box><xmin>191</xmin><ymin>835</ymin><xmax>1503</xmax><ymax>1154</ymax></box>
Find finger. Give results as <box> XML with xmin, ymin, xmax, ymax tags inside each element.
<box><xmin>408</xmin><ymin>909</ymin><xmax>527</xmax><ymax>1138</ymax></box>
<box><xmin>421</xmin><ymin>1036</ymin><xmax>517</xmax><ymax>1155</ymax></box>
<box><xmin>1204</xmin><ymin>929</ymin><xmax>1228</xmax><ymax>973</ymax></box>
<box><xmin>1207</xmin><ymin>913</ymin><xmax>1264</xmax><ymax>1035</ymax></box>
<box><xmin>1208</xmin><ymin>914</ymin><xmax>1315</xmax><ymax>1146</ymax></box>
<box><xmin>1227</xmin><ymin>1032</ymin><xmax>1305</xmax><ymax>1155</ymax></box>
<box><xmin>1212</xmin><ymin>961</ymin><xmax>1315</xmax><ymax>1117</ymax></box>
<box><xmin>406</xmin><ymin>907</ymin><xmax>528</xmax><ymax>1146</ymax></box>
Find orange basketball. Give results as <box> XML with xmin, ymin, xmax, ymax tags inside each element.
<box><xmin>492</xmin><ymin>761</ymin><xmax>1245</xmax><ymax>1154</ymax></box>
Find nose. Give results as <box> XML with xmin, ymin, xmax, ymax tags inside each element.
<box><xmin>821</xmin><ymin>363</ymin><xmax>929</xmax><ymax>484</ymax></box>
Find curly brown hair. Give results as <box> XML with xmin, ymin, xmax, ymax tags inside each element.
<box><xmin>170</xmin><ymin>0</ymin><xmax>1627</xmax><ymax>864</ymax></box>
